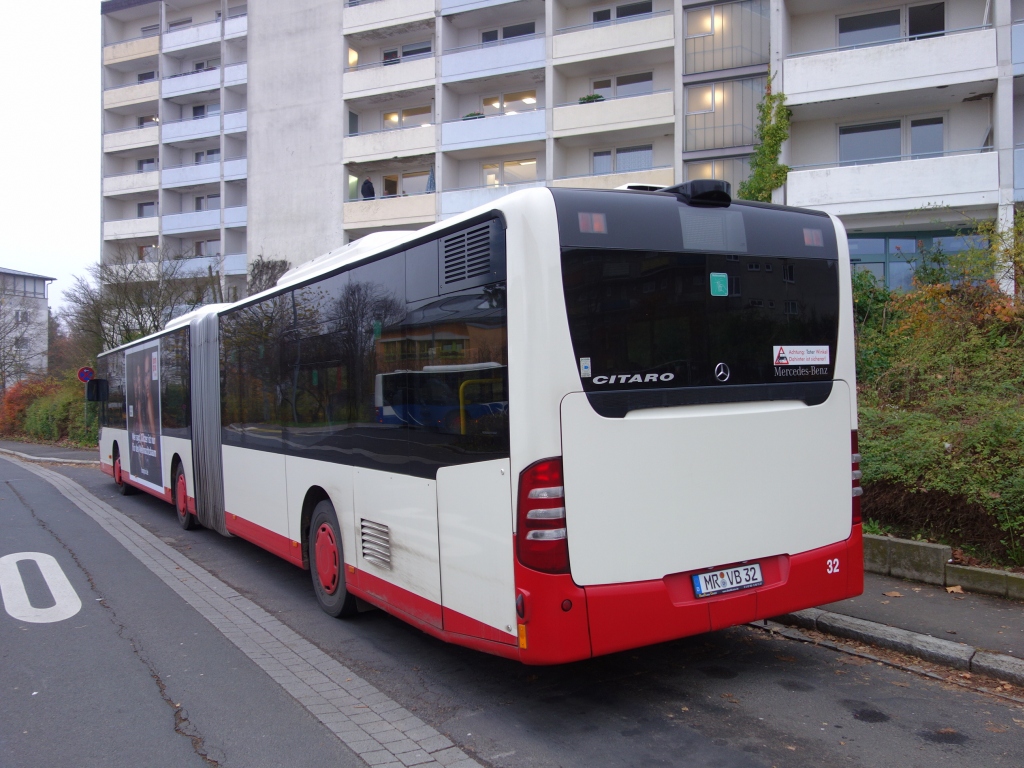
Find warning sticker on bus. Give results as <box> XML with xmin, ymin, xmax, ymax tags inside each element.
<box><xmin>773</xmin><ymin>346</ymin><xmax>830</xmax><ymax>366</ymax></box>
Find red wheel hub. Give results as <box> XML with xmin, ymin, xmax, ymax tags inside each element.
<box><xmin>315</xmin><ymin>523</ymin><xmax>340</xmax><ymax>595</ymax></box>
<box><xmin>176</xmin><ymin>474</ymin><xmax>188</xmax><ymax>518</ymax></box>
<box><xmin>114</xmin><ymin>457</ymin><xmax>123</xmax><ymax>485</ymax></box>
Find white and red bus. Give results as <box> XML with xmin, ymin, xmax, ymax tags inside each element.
<box><xmin>93</xmin><ymin>181</ymin><xmax>863</xmax><ymax>664</ymax></box>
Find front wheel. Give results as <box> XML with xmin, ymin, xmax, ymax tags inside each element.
<box><xmin>308</xmin><ymin>500</ymin><xmax>358</xmax><ymax>618</ymax></box>
<box><xmin>173</xmin><ymin>464</ymin><xmax>196</xmax><ymax>530</ymax></box>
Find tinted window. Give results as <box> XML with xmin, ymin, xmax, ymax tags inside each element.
<box><xmin>838</xmin><ymin>9</ymin><xmax>900</xmax><ymax>47</ymax></box>
<box><xmin>98</xmin><ymin>352</ymin><xmax>127</xmax><ymax>429</ymax></box>
<box><xmin>219</xmin><ymin>221</ymin><xmax>509</xmax><ymax>478</ymax></box>
<box><xmin>839</xmin><ymin>121</ymin><xmax>901</xmax><ymax>165</ymax></box>
<box><xmin>562</xmin><ymin>250</ymin><xmax>838</xmax><ymax>393</ymax></box>
<box><xmin>161</xmin><ymin>328</ymin><xmax>191</xmax><ymax>438</ymax></box>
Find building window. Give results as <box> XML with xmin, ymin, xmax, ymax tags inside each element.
<box><xmin>592</xmin><ymin>72</ymin><xmax>653</xmax><ymax>100</ymax></box>
<box><xmin>685</xmin><ymin>0</ymin><xmax>770</xmax><ymax>74</ymax></box>
<box><xmin>194</xmin><ymin>58</ymin><xmax>220</xmax><ymax>71</ymax></box>
<box><xmin>14</xmin><ymin>310</ymin><xmax>29</xmax><ymax>324</ymax></box>
<box><xmin>349</xmin><ymin>111</ymin><xmax>359</xmax><ymax>135</ymax></box>
<box><xmin>381</xmin><ymin>170</ymin><xmax>433</xmax><ymax>197</ymax></box>
<box><xmin>194</xmin><ymin>240</ymin><xmax>221</xmax><ymax>257</ymax></box>
<box><xmin>383</xmin><ymin>105</ymin><xmax>432</xmax><ymax>130</ymax></box>
<box><xmin>909</xmin><ymin>3</ymin><xmax>945</xmax><ymax>39</ymax></box>
<box><xmin>137</xmin><ymin>158</ymin><xmax>157</xmax><ymax>172</ymax></box>
<box><xmin>837</xmin><ymin>4</ymin><xmax>943</xmax><ymax>48</ymax></box>
<box><xmin>684</xmin><ymin>156</ymin><xmax>751</xmax><ymax>190</ymax></box>
<box><xmin>141</xmin><ymin>23</ymin><xmax>160</xmax><ymax>37</ymax></box>
<box><xmin>482</xmin><ymin>21</ymin><xmax>536</xmax><ymax>43</ymax></box>
<box><xmin>137</xmin><ymin>202</ymin><xmax>157</xmax><ymax>218</ymax></box>
<box><xmin>684</xmin><ymin>77</ymin><xmax>765</xmax><ymax>151</ymax></box>
<box><xmin>195</xmin><ymin>148</ymin><xmax>220</xmax><ymax>164</ymax></box>
<box><xmin>593</xmin><ymin>145</ymin><xmax>653</xmax><ymax>175</ymax></box>
<box><xmin>593</xmin><ymin>1</ymin><xmax>652</xmax><ymax>24</ymax></box>
<box><xmin>482</xmin><ymin>91</ymin><xmax>537</xmax><ymax>116</ymax></box>
<box><xmin>137</xmin><ymin>71</ymin><xmax>156</xmax><ymax>83</ymax></box>
<box><xmin>195</xmin><ymin>194</ymin><xmax>221</xmax><ymax>211</ymax></box>
<box><xmin>383</xmin><ymin>41</ymin><xmax>432</xmax><ymax>64</ymax></box>
<box><xmin>192</xmin><ymin>103</ymin><xmax>220</xmax><ymax>119</ymax></box>
<box><xmin>911</xmin><ymin>116</ymin><xmax>944</xmax><ymax>158</ymax></box>
<box><xmin>167</xmin><ymin>17</ymin><xmax>192</xmax><ymax>30</ymax></box>
<box><xmin>840</xmin><ymin>116</ymin><xmax>943</xmax><ymax>165</ymax></box>
<box><xmin>138</xmin><ymin>115</ymin><xmax>158</xmax><ymax>128</ymax></box>
<box><xmin>483</xmin><ymin>159</ymin><xmax>537</xmax><ymax>186</ymax></box>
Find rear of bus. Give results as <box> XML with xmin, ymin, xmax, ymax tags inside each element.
<box><xmin>511</xmin><ymin>183</ymin><xmax>862</xmax><ymax>663</ymax></box>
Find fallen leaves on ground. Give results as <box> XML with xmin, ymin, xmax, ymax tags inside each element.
<box><xmin>883</xmin><ymin>591</ymin><xmax>903</xmax><ymax>597</ymax></box>
<box><xmin>946</xmin><ymin>585</ymin><xmax>964</xmax><ymax>594</ymax></box>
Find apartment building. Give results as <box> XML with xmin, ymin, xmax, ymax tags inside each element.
<box><xmin>100</xmin><ymin>0</ymin><xmax>770</xmax><ymax>295</ymax></box>
<box><xmin>0</xmin><ymin>268</ymin><xmax>53</xmax><ymax>387</ymax></box>
<box><xmin>771</xmin><ymin>0</ymin><xmax>1019</xmax><ymax>290</ymax></box>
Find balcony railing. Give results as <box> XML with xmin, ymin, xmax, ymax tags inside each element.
<box><xmin>346</xmin><ymin>51</ymin><xmax>434</xmax><ymax>72</ymax></box>
<box><xmin>345</xmin><ymin>0</ymin><xmax>384</xmax><ymax>5</ymax></box>
<box><xmin>103</xmin><ymin>123</ymin><xmax>159</xmax><ymax>134</ymax></box>
<box><xmin>161</xmin><ymin>113</ymin><xmax>221</xmax><ymax>126</ymax></box>
<box><xmin>104</xmin><ymin>78</ymin><xmax>159</xmax><ymax>91</ymax></box>
<box><xmin>444</xmin><ymin>32</ymin><xmax>543</xmax><ymax>55</ymax></box>
<box><xmin>104</xmin><ymin>29</ymin><xmax>160</xmax><ymax>46</ymax></box>
<box><xmin>346</xmin><ymin>188</ymin><xmax>435</xmax><ymax>203</ymax></box>
<box><xmin>555</xmin><ymin>164</ymin><xmax>671</xmax><ymax>181</ymax></box>
<box><xmin>555</xmin><ymin>9</ymin><xmax>670</xmax><ymax>34</ymax></box>
<box><xmin>104</xmin><ymin>168</ymin><xmax>159</xmax><ymax>178</ymax></box>
<box><xmin>349</xmin><ymin>122</ymin><xmax>435</xmax><ymax>137</ymax></box>
<box><xmin>557</xmin><ymin>87</ymin><xmax>670</xmax><ymax>108</ymax></box>
<box><xmin>442</xmin><ymin>109</ymin><xmax>537</xmax><ymax>123</ymax></box>
<box><xmin>791</xmin><ymin>146</ymin><xmax>993</xmax><ymax>171</ymax></box>
<box><xmin>164</xmin><ymin>66</ymin><xmax>220</xmax><ymax>80</ymax></box>
<box><xmin>787</xmin><ymin>24</ymin><xmax>990</xmax><ymax>58</ymax></box>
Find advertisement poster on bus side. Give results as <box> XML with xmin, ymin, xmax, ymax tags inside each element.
<box><xmin>125</xmin><ymin>340</ymin><xmax>162</xmax><ymax>492</ymax></box>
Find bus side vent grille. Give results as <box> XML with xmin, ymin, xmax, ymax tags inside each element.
<box><xmin>360</xmin><ymin>519</ymin><xmax>392</xmax><ymax>569</ymax></box>
<box><xmin>440</xmin><ymin>220</ymin><xmax>504</xmax><ymax>294</ymax></box>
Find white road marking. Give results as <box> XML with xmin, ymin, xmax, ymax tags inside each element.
<box><xmin>2</xmin><ymin>456</ymin><xmax>481</xmax><ymax>768</ymax></box>
<box><xmin>0</xmin><ymin>552</ymin><xmax>82</xmax><ymax>623</ymax></box>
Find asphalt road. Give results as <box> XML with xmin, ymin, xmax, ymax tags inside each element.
<box><xmin>2</xmin><ymin>456</ymin><xmax>1023</xmax><ymax>768</ymax></box>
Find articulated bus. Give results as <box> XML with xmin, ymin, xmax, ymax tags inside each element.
<box><xmin>93</xmin><ymin>181</ymin><xmax>863</xmax><ymax>664</ymax></box>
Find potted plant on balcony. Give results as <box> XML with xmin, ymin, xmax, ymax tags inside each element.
<box><xmin>462</xmin><ymin>112</ymin><xmax>485</xmax><ymax>120</ymax></box>
<box><xmin>578</xmin><ymin>94</ymin><xmax>605</xmax><ymax>104</ymax></box>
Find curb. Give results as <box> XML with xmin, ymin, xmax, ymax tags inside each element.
<box><xmin>0</xmin><ymin>447</ymin><xmax>100</xmax><ymax>466</ymax></box>
<box><xmin>865</xmin><ymin>533</ymin><xmax>1024</xmax><ymax>601</ymax></box>
<box><xmin>776</xmin><ymin>608</ymin><xmax>1024</xmax><ymax>687</ymax></box>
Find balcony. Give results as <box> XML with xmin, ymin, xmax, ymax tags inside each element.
<box><xmin>224</xmin><ymin>206</ymin><xmax>248</xmax><ymax>228</ymax></box>
<box><xmin>553</xmin><ymin>11</ymin><xmax>673</xmax><ymax>64</ymax></box>
<box><xmin>104</xmin><ymin>216</ymin><xmax>159</xmax><ymax>240</ymax></box>
<box><xmin>163</xmin><ymin>19</ymin><xmax>222</xmax><ymax>52</ymax></box>
<box><xmin>441</xmin><ymin>35</ymin><xmax>545</xmax><ymax>83</ymax></box>
<box><xmin>162</xmin><ymin>161</ymin><xmax>221</xmax><ymax>188</ymax></box>
<box><xmin>162</xmin><ymin>115</ymin><xmax>220</xmax><ymax>143</ymax></box>
<box><xmin>785</xmin><ymin>151</ymin><xmax>998</xmax><ymax>216</ymax></box>
<box><xmin>162</xmin><ymin>68</ymin><xmax>221</xmax><ymax>99</ymax></box>
<box><xmin>103</xmin><ymin>170</ymin><xmax>159</xmax><ymax>196</ymax></box>
<box><xmin>103</xmin><ymin>81</ymin><xmax>159</xmax><ymax>110</ymax></box>
<box><xmin>225</xmin><ymin>13</ymin><xmax>248</xmax><ymax>39</ymax></box>
<box><xmin>224</xmin><ymin>109</ymin><xmax>248</xmax><ymax>134</ymax></box>
<box><xmin>343</xmin><ymin>193</ymin><xmax>436</xmax><ymax>230</ymax></box>
<box><xmin>345</xmin><ymin>125</ymin><xmax>437</xmax><ymax>163</ymax></box>
<box><xmin>103</xmin><ymin>35</ymin><xmax>159</xmax><ymax>66</ymax></box>
<box><xmin>552</xmin><ymin>166</ymin><xmax>673</xmax><ymax>190</ymax></box>
<box><xmin>344</xmin><ymin>55</ymin><xmax>436</xmax><ymax>98</ymax></box>
<box><xmin>552</xmin><ymin>90</ymin><xmax>673</xmax><ymax>138</ymax></box>
<box><xmin>223</xmin><ymin>253</ymin><xmax>248</xmax><ymax>275</ymax></box>
<box><xmin>163</xmin><ymin>209</ymin><xmax>222</xmax><ymax>235</ymax></box>
<box><xmin>440</xmin><ymin>181</ymin><xmax>544</xmax><ymax>218</ymax></box>
<box><xmin>441</xmin><ymin>110</ymin><xmax>545</xmax><ymax>152</ymax></box>
<box><xmin>103</xmin><ymin>125</ymin><xmax>159</xmax><ymax>153</ymax></box>
<box><xmin>224</xmin><ymin>62</ymin><xmax>247</xmax><ymax>88</ymax></box>
<box><xmin>440</xmin><ymin>0</ymin><xmax>520</xmax><ymax>13</ymax></box>
<box><xmin>343</xmin><ymin>0</ymin><xmax>434</xmax><ymax>35</ymax></box>
<box><xmin>784</xmin><ymin>27</ymin><xmax>996</xmax><ymax>105</ymax></box>
<box><xmin>224</xmin><ymin>156</ymin><xmax>248</xmax><ymax>181</ymax></box>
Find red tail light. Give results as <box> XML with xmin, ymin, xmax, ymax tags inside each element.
<box><xmin>851</xmin><ymin>430</ymin><xmax>863</xmax><ymax>524</ymax></box>
<box><xmin>517</xmin><ymin>458</ymin><xmax>570</xmax><ymax>574</ymax></box>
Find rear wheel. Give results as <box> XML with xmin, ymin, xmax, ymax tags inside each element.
<box><xmin>308</xmin><ymin>500</ymin><xmax>357</xmax><ymax>618</ymax></box>
<box><xmin>173</xmin><ymin>464</ymin><xmax>196</xmax><ymax>530</ymax></box>
<box><xmin>113</xmin><ymin>451</ymin><xmax>135</xmax><ymax>496</ymax></box>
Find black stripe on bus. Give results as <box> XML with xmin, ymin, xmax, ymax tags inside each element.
<box><xmin>584</xmin><ymin>381</ymin><xmax>835</xmax><ymax>418</ymax></box>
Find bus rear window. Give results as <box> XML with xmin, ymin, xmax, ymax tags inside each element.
<box><xmin>560</xmin><ymin>249</ymin><xmax>840</xmax><ymax>392</ymax></box>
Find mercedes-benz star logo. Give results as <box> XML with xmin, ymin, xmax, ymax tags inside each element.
<box><xmin>714</xmin><ymin>363</ymin><xmax>731</xmax><ymax>382</ymax></box>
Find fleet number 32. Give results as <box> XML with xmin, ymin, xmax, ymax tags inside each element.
<box><xmin>826</xmin><ymin>558</ymin><xmax>841</xmax><ymax>574</ymax></box>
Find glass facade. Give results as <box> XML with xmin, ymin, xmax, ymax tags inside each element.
<box><xmin>684</xmin><ymin>155</ymin><xmax>751</xmax><ymax>190</ymax></box>
<box><xmin>848</xmin><ymin>232</ymin><xmax>986</xmax><ymax>291</ymax></box>
<box><xmin>685</xmin><ymin>0</ymin><xmax>770</xmax><ymax>74</ymax></box>
<box><xmin>684</xmin><ymin>76</ymin><xmax>766</xmax><ymax>151</ymax></box>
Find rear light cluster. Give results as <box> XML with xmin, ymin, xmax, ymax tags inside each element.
<box><xmin>851</xmin><ymin>430</ymin><xmax>863</xmax><ymax>524</ymax></box>
<box><xmin>517</xmin><ymin>458</ymin><xmax>570</xmax><ymax>574</ymax></box>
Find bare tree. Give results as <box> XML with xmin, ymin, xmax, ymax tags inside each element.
<box><xmin>0</xmin><ymin>291</ymin><xmax>40</xmax><ymax>393</ymax></box>
<box><xmin>247</xmin><ymin>253</ymin><xmax>292</xmax><ymax>295</ymax></box>
<box><xmin>62</xmin><ymin>243</ymin><xmax>220</xmax><ymax>353</ymax></box>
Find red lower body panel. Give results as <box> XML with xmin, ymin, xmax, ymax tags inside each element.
<box><xmin>225</xmin><ymin>513</ymin><xmax>304</xmax><ymax>568</ymax></box>
<box><xmin>583</xmin><ymin>525</ymin><xmax>864</xmax><ymax>658</ymax></box>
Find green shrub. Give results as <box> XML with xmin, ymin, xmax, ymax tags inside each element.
<box><xmin>2</xmin><ymin>376</ymin><xmax>98</xmax><ymax>447</ymax></box>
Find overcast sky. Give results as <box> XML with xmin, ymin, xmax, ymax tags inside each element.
<box><xmin>0</xmin><ymin>1</ymin><xmax>99</xmax><ymax>311</ymax></box>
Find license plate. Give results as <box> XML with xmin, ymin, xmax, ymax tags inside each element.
<box><xmin>692</xmin><ymin>563</ymin><xmax>763</xmax><ymax>598</ymax></box>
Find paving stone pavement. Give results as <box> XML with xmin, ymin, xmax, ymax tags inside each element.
<box><xmin>3</xmin><ymin>455</ymin><xmax>482</xmax><ymax>768</ymax></box>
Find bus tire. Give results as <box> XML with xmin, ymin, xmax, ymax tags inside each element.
<box><xmin>113</xmin><ymin>450</ymin><xmax>135</xmax><ymax>496</ymax></box>
<box><xmin>173</xmin><ymin>464</ymin><xmax>196</xmax><ymax>531</ymax></box>
<box><xmin>309</xmin><ymin>500</ymin><xmax>357</xmax><ymax>618</ymax></box>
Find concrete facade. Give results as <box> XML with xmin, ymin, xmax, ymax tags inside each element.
<box><xmin>0</xmin><ymin>268</ymin><xmax>53</xmax><ymax>388</ymax></box>
<box><xmin>101</xmin><ymin>0</ymin><xmax>772</xmax><ymax>293</ymax></box>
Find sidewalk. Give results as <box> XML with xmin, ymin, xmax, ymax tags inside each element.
<box><xmin>0</xmin><ymin>439</ymin><xmax>98</xmax><ymax>463</ymax></box>
<box><xmin>824</xmin><ymin>571</ymin><xmax>1024</xmax><ymax>658</ymax></box>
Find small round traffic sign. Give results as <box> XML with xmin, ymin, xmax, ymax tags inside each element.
<box><xmin>77</xmin><ymin>367</ymin><xmax>95</xmax><ymax>384</ymax></box>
